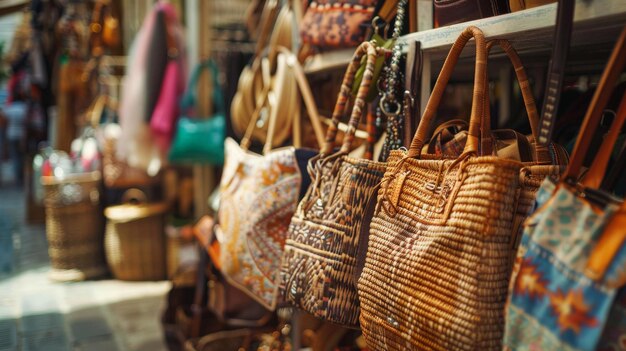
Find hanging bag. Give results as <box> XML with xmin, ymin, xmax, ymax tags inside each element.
<box><xmin>168</xmin><ymin>60</ymin><xmax>226</xmax><ymax>165</ymax></box>
<box><xmin>215</xmin><ymin>47</ymin><xmax>326</xmax><ymax>311</ymax></box>
<box><xmin>357</xmin><ymin>26</ymin><xmax>522</xmax><ymax>350</ymax></box>
<box><xmin>504</xmin><ymin>25</ymin><xmax>626</xmax><ymax>351</ymax></box>
<box><xmin>279</xmin><ymin>41</ymin><xmax>390</xmax><ymax>328</ymax></box>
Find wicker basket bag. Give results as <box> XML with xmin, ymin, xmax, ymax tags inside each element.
<box><xmin>104</xmin><ymin>189</ymin><xmax>169</xmax><ymax>280</ymax></box>
<box><xmin>43</xmin><ymin>172</ymin><xmax>107</xmax><ymax>281</ymax></box>
<box><xmin>357</xmin><ymin>26</ymin><xmax>524</xmax><ymax>350</ymax></box>
<box><xmin>279</xmin><ymin>41</ymin><xmax>389</xmax><ymax>327</ymax></box>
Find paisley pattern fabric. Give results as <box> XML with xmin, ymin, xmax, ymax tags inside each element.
<box><xmin>300</xmin><ymin>0</ymin><xmax>377</xmax><ymax>49</ymax></box>
<box><xmin>217</xmin><ymin>138</ymin><xmax>313</xmax><ymax>310</ymax></box>
<box><xmin>504</xmin><ymin>179</ymin><xmax>625</xmax><ymax>351</ymax></box>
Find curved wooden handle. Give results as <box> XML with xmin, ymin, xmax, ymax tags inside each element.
<box><xmin>407</xmin><ymin>26</ymin><xmax>487</xmax><ymax>158</ymax></box>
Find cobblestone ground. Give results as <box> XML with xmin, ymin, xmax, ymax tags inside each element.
<box><xmin>0</xmin><ymin>164</ymin><xmax>170</xmax><ymax>351</ymax></box>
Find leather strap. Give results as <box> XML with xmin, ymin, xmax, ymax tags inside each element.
<box><xmin>254</xmin><ymin>0</ymin><xmax>280</xmax><ymax>56</ymax></box>
<box><xmin>585</xmin><ymin>200</ymin><xmax>626</xmax><ymax>282</ymax></box>
<box><xmin>582</xmin><ymin>89</ymin><xmax>626</xmax><ymax>189</ymax></box>
<box><xmin>282</xmin><ymin>46</ymin><xmax>326</xmax><ymax>148</ymax></box>
<box><xmin>408</xmin><ymin>26</ymin><xmax>487</xmax><ymax>158</ymax></box>
<box><xmin>536</xmin><ymin>0</ymin><xmax>575</xmax><ymax>146</ymax></box>
<box><xmin>602</xmin><ymin>138</ymin><xmax>626</xmax><ymax>191</ymax></box>
<box><xmin>241</xmin><ymin>47</ymin><xmax>326</xmax><ymax>153</ymax></box>
<box><xmin>404</xmin><ymin>40</ymin><xmax>422</xmax><ymax>147</ymax></box>
<box><xmin>181</xmin><ymin>60</ymin><xmax>225</xmax><ymax>116</ymax></box>
<box><xmin>563</xmin><ymin>26</ymin><xmax>626</xmax><ymax>183</ymax></box>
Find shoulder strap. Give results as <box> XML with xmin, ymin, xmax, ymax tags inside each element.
<box><xmin>536</xmin><ymin>0</ymin><xmax>575</xmax><ymax>146</ymax></box>
<box><xmin>563</xmin><ymin>26</ymin><xmax>626</xmax><ymax>184</ymax></box>
<box><xmin>404</xmin><ymin>40</ymin><xmax>421</xmax><ymax>147</ymax></box>
<box><xmin>180</xmin><ymin>60</ymin><xmax>225</xmax><ymax>116</ymax></box>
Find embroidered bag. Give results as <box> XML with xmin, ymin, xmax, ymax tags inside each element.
<box><xmin>279</xmin><ymin>41</ymin><xmax>390</xmax><ymax>328</ymax></box>
<box><xmin>216</xmin><ymin>48</ymin><xmax>326</xmax><ymax>310</ymax></box>
<box><xmin>504</xmin><ymin>25</ymin><xmax>626</xmax><ymax>351</ymax></box>
<box><xmin>300</xmin><ymin>0</ymin><xmax>378</xmax><ymax>50</ymax></box>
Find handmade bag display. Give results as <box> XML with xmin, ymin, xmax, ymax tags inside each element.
<box><xmin>169</xmin><ymin>59</ymin><xmax>226</xmax><ymax>165</ymax></box>
<box><xmin>216</xmin><ymin>47</ymin><xmax>326</xmax><ymax>310</ymax></box>
<box><xmin>357</xmin><ymin>26</ymin><xmax>523</xmax><ymax>350</ymax></box>
<box><xmin>504</xmin><ymin>25</ymin><xmax>626</xmax><ymax>351</ymax></box>
<box><xmin>299</xmin><ymin>0</ymin><xmax>378</xmax><ymax>50</ymax></box>
<box><xmin>279</xmin><ymin>41</ymin><xmax>390</xmax><ymax>327</ymax></box>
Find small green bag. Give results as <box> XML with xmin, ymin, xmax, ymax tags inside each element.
<box><xmin>169</xmin><ymin>59</ymin><xmax>225</xmax><ymax>165</ymax></box>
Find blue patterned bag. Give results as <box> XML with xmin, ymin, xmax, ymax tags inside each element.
<box><xmin>504</xmin><ymin>26</ymin><xmax>626</xmax><ymax>351</ymax></box>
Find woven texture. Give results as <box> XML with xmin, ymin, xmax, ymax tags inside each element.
<box><xmin>217</xmin><ymin>138</ymin><xmax>312</xmax><ymax>310</ymax></box>
<box><xmin>46</xmin><ymin>202</ymin><xmax>107</xmax><ymax>280</ymax></box>
<box><xmin>280</xmin><ymin>42</ymin><xmax>387</xmax><ymax>327</ymax></box>
<box><xmin>43</xmin><ymin>173</ymin><xmax>107</xmax><ymax>281</ymax></box>
<box><xmin>104</xmin><ymin>213</ymin><xmax>166</xmax><ymax>280</ymax></box>
<box><xmin>358</xmin><ymin>27</ymin><xmax>525</xmax><ymax>350</ymax></box>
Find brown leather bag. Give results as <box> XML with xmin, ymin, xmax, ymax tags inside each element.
<box><xmin>434</xmin><ymin>0</ymin><xmax>509</xmax><ymax>27</ymax></box>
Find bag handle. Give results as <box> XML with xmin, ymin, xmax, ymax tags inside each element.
<box><xmin>407</xmin><ymin>26</ymin><xmax>487</xmax><ymax>158</ymax></box>
<box><xmin>562</xmin><ymin>26</ymin><xmax>626</xmax><ymax>185</ymax></box>
<box><xmin>581</xmin><ymin>90</ymin><xmax>626</xmax><ymax>188</ymax></box>
<box><xmin>483</xmin><ymin>39</ymin><xmax>551</xmax><ymax>163</ymax></box>
<box><xmin>320</xmin><ymin>41</ymin><xmax>387</xmax><ymax>157</ymax></box>
<box><xmin>254</xmin><ymin>0</ymin><xmax>280</xmax><ymax>56</ymax></box>
<box><xmin>180</xmin><ymin>59</ymin><xmax>225</xmax><ymax>116</ymax></box>
<box><xmin>536</xmin><ymin>0</ymin><xmax>575</xmax><ymax>146</ymax></box>
<box><xmin>240</xmin><ymin>47</ymin><xmax>326</xmax><ymax>153</ymax></box>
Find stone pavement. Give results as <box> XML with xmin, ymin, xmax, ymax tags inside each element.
<box><xmin>0</xmin><ymin>163</ymin><xmax>171</xmax><ymax>351</ymax></box>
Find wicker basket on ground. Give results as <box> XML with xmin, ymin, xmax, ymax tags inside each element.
<box><xmin>42</xmin><ymin>172</ymin><xmax>107</xmax><ymax>281</ymax></box>
<box><xmin>104</xmin><ymin>189</ymin><xmax>169</xmax><ymax>281</ymax></box>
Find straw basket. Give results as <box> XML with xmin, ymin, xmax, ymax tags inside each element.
<box><xmin>104</xmin><ymin>189</ymin><xmax>168</xmax><ymax>280</ymax></box>
<box><xmin>42</xmin><ymin>172</ymin><xmax>107</xmax><ymax>281</ymax></box>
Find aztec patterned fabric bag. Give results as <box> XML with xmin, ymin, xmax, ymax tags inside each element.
<box><xmin>357</xmin><ymin>27</ymin><xmax>524</xmax><ymax>350</ymax></box>
<box><xmin>504</xmin><ymin>26</ymin><xmax>626</xmax><ymax>351</ymax></box>
<box><xmin>279</xmin><ymin>41</ymin><xmax>390</xmax><ymax>327</ymax></box>
<box><xmin>300</xmin><ymin>0</ymin><xmax>378</xmax><ymax>50</ymax></box>
<box><xmin>216</xmin><ymin>48</ymin><xmax>325</xmax><ymax>311</ymax></box>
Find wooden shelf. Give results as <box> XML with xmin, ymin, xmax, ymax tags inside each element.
<box><xmin>303</xmin><ymin>0</ymin><xmax>626</xmax><ymax>74</ymax></box>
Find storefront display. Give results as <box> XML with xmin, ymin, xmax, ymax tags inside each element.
<box><xmin>3</xmin><ymin>0</ymin><xmax>626</xmax><ymax>350</ymax></box>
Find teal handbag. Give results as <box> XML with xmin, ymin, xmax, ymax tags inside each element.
<box><xmin>168</xmin><ymin>59</ymin><xmax>225</xmax><ymax>165</ymax></box>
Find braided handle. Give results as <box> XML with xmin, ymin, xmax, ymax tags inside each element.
<box><xmin>485</xmin><ymin>39</ymin><xmax>549</xmax><ymax>162</ymax></box>
<box><xmin>407</xmin><ymin>26</ymin><xmax>487</xmax><ymax>158</ymax></box>
<box><xmin>321</xmin><ymin>41</ymin><xmax>384</xmax><ymax>157</ymax></box>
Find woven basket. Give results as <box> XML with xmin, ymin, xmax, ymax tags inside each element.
<box><xmin>43</xmin><ymin>172</ymin><xmax>107</xmax><ymax>281</ymax></box>
<box><xmin>104</xmin><ymin>198</ymin><xmax>169</xmax><ymax>281</ymax></box>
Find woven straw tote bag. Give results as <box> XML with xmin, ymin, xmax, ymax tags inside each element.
<box><xmin>216</xmin><ymin>47</ymin><xmax>326</xmax><ymax>310</ymax></box>
<box><xmin>357</xmin><ymin>26</ymin><xmax>524</xmax><ymax>350</ymax></box>
<box><xmin>279</xmin><ymin>41</ymin><xmax>390</xmax><ymax>327</ymax></box>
